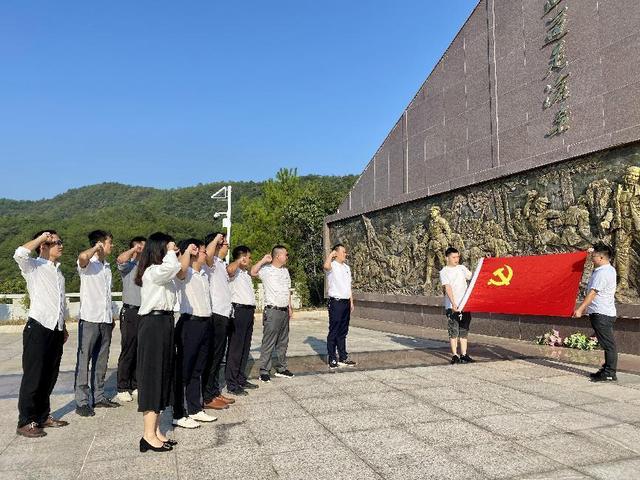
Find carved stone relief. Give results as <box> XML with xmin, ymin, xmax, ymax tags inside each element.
<box><xmin>329</xmin><ymin>143</ymin><xmax>640</xmax><ymax>303</ymax></box>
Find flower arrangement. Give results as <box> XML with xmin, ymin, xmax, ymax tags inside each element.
<box><xmin>535</xmin><ymin>330</ymin><xmax>600</xmax><ymax>350</ymax></box>
<box><xmin>535</xmin><ymin>329</ymin><xmax>564</xmax><ymax>347</ymax></box>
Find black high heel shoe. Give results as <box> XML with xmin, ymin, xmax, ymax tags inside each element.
<box><xmin>139</xmin><ymin>437</ymin><xmax>173</xmax><ymax>452</ymax></box>
<box><xmin>164</xmin><ymin>439</ymin><xmax>178</xmax><ymax>446</ymax></box>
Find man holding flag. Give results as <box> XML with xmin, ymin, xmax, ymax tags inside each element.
<box><xmin>573</xmin><ymin>244</ymin><xmax>618</xmax><ymax>382</ymax></box>
<box><xmin>439</xmin><ymin>247</ymin><xmax>474</xmax><ymax>365</ymax></box>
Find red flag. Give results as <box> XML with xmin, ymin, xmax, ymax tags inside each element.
<box><xmin>458</xmin><ymin>251</ymin><xmax>588</xmax><ymax>317</ymax></box>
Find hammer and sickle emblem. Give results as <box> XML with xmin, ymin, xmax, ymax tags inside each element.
<box><xmin>487</xmin><ymin>264</ymin><xmax>513</xmax><ymax>286</ymax></box>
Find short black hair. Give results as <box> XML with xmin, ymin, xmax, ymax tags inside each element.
<box><xmin>178</xmin><ymin>238</ymin><xmax>205</xmax><ymax>254</ymax></box>
<box><xmin>88</xmin><ymin>230</ymin><xmax>112</xmax><ymax>247</ymax></box>
<box><xmin>445</xmin><ymin>247</ymin><xmax>459</xmax><ymax>257</ymax></box>
<box><xmin>272</xmin><ymin>244</ymin><xmax>287</xmax><ymax>258</ymax></box>
<box><xmin>232</xmin><ymin>245</ymin><xmax>251</xmax><ymax>260</ymax></box>
<box><xmin>33</xmin><ymin>229</ymin><xmax>58</xmax><ymax>255</ymax></box>
<box><xmin>129</xmin><ymin>236</ymin><xmax>147</xmax><ymax>248</ymax></box>
<box><xmin>332</xmin><ymin>243</ymin><xmax>345</xmax><ymax>251</ymax></box>
<box><xmin>593</xmin><ymin>242</ymin><xmax>614</xmax><ymax>259</ymax></box>
<box><xmin>204</xmin><ymin>232</ymin><xmax>224</xmax><ymax>246</ymax></box>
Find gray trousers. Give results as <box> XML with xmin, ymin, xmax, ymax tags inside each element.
<box><xmin>259</xmin><ymin>308</ymin><xmax>289</xmax><ymax>375</ymax></box>
<box><xmin>74</xmin><ymin>320</ymin><xmax>113</xmax><ymax>407</ymax></box>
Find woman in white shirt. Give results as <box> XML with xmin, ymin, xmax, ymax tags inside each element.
<box><xmin>134</xmin><ymin>232</ymin><xmax>190</xmax><ymax>453</ymax></box>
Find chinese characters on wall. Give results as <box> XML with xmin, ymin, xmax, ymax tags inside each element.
<box><xmin>543</xmin><ymin>0</ymin><xmax>571</xmax><ymax>137</ymax></box>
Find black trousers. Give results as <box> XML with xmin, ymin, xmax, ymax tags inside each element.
<box><xmin>590</xmin><ymin>313</ymin><xmax>618</xmax><ymax>373</ymax></box>
<box><xmin>117</xmin><ymin>305</ymin><xmax>140</xmax><ymax>393</ymax></box>
<box><xmin>327</xmin><ymin>298</ymin><xmax>351</xmax><ymax>363</ymax></box>
<box><xmin>18</xmin><ymin>318</ymin><xmax>64</xmax><ymax>428</ymax></box>
<box><xmin>174</xmin><ymin>314</ymin><xmax>210</xmax><ymax>418</ymax></box>
<box><xmin>202</xmin><ymin>313</ymin><xmax>229</xmax><ymax>403</ymax></box>
<box><xmin>225</xmin><ymin>305</ymin><xmax>255</xmax><ymax>391</ymax></box>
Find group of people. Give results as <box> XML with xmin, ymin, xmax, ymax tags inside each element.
<box><xmin>439</xmin><ymin>243</ymin><xmax>620</xmax><ymax>382</ymax></box>
<box><xmin>13</xmin><ymin>229</ymin><xmax>334</xmax><ymax>452</ymax></box>
<box><xmin>12</xmin><ymin>226</ymin><xmax>618</xmax><ymax>450</ymax></box>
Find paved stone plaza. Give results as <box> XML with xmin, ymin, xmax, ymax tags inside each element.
<box><xmin>0</xmin><ymin>312</ymin><xmax>640</xmax><ymax>479</ymax></box>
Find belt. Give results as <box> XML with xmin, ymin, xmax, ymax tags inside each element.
<box><xmin>146</xmin><ymin>310</ymin><xmax>174</xmax><ymax>316</ymax></box>
<box><xmin>122</xmin><ymin>303</ymin><xmax>140</xmax><ymax>310</ymax></box>
<box><xmin>265</xmin><ymin>305</ymin><xmax>288</xmax><ymax>312</ymax></box>
<box><xmin>329</xmin><ymin>297</ymin><xmax>350</xmax><ymax>302</ymax></box>
<box><xmin>233</xmin><ymin>303</ymin><xmax>256</xmax><ymax>309</ymax></box>
<box><xmin>181</xmin><ymin>313</ymin><xmax>211</xmax><ymax>321</ymax></box>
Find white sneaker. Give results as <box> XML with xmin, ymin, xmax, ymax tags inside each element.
<box><xmin>115</xmin><ymin>391</ymin><xmax>133</xmax><ymax>402</ymax></box>
<box><xmin>131</xmin><ymin>389</ymin><xmax>138</xmax><ymax>397</ymax></box>
<box><xmin>189</xmin><ymin>410</ymin><xmax>217</xmax><ymax>423</ymax></box>
<box><xmin>172</xmin><ymin>416</ymin><xmax>200</xmax><ymax>429</ymax></box>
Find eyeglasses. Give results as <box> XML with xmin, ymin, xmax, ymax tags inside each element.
<box><xmin>47</xmin><ymin>240</ymin><xmax>64</xmax><ymax>247</ymax></box>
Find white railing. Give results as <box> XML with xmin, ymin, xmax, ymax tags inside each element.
<box><xmin>0</xmin><ymin>287</ymin><xmax>302</xmax><ymax>321</ymax></box>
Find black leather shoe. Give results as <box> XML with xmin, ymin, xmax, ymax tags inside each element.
<box><xmin>227</xmin><ymin>388</ymin><xmax>249</xmax><ymax>396</ymax></box>
<box><xmin>164</xmin><ymin>439</ymin><xmax>178</xmax><ymax>446</ymax></box>
<box><xmin>95</xmin><ymin>399</ymin><xmax>120</xmax><ymax>408</ymax></box>
<box><xmin>242</xmin><ymin>381</ymin><xmax>259</xmax><ymax>390</ymax></box>
<box><xmin>140</xmin><ymin>437</ymin><xmax>172</xmax><ymax>452</ymax></box>
<box><xmin>75</xmin><ymin>405</ymin><xmax>95</xmax><ymax>417</ymax></box>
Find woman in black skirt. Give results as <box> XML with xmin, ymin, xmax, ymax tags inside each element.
<box><xmin>135</xmin><ymin>232</ymin><xmax>193</xmax><ymax>453</ymax></box>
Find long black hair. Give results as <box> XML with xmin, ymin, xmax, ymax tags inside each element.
<box><xmin>135</xmin><ymin>232</ymin><xmax>174</xmax><ymax>286</ymax></box>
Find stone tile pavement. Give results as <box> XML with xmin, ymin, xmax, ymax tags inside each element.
<box><xmin>0</xmin><ymin>311</ymin><xmax>639</xmax><ymax>479</ymax></box>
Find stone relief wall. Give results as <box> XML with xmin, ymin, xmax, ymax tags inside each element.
<box><xmin>329</xmin><ymin>143</ymin><xmax>640</xmax><ymax>304</ymax></box>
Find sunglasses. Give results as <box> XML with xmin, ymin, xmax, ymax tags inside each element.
<box><xmin>47</xmin><ymin>240</ymin><xmax>64</xmax><ymax>247</ymax></box>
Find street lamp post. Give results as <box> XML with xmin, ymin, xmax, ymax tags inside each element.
<box><xmin>211</xmin><ymin>185</ymin><xmax>232</xmax><ymax>263</ymax></box>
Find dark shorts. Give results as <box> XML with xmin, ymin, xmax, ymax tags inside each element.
<box><xmin>445</xmin><ymin>309</ymin><xmax>471</xmax><ymax>339</ymax></box>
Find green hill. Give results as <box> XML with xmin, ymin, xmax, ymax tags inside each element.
<box><xmin>0</xmin><ymin>172</ymin><xmax>356</xmax><ymax>303</ymax></box>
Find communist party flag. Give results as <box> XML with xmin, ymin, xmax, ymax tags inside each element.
<box><xmin>458</xmin><ymin>251</ymin><xmax>588</xmax><ymax>317</ymax></box>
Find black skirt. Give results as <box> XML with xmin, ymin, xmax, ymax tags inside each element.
<box><xmin>137</xmin><ymin>313</ymin><xmax>175</xmax><ymax>413</ymax></box>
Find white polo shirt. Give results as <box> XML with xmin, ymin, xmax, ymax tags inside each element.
<box><xmin>139</xmin><ymin>251</ymin><xmax>181</xmax><ymax>316</ymax></box>
<box><xmin>439</xmin><ymin>264</ymin><xmax>472</xmax><ymax>310</ymax></box>
<box><xmin>78</xmin><ymin>255</ymin><xmax>113</xmax><ymax>324</ymax></box>
<box><xmin>258</xmin><ymin>264</ymin><xmax>291</xmax><ymax>308</ymax></box>
<box><xmin>229</xmin><ymin>268</ymin><xmax>256</xmax><ymax>306</ymax></box>
<box><xmin>586</xmin><ymin>263</ymin><xmax>617</xmax><ymax>317</ymax></box>
<box><xmin>207</xmin><ymin>257</ymin><xmax>232</xmax><ymax>317</ymax></box>
<box><xmin>13</xmin><ymin>247</ymin><xmax>67</xmax><ymax>331</ymax></box>
<box><xmin>326</xmin><ymin>260</ymin><xmax>352</xmax><ymax>299</ymax></box>
<box><xmin>177</xmin><ymin>266</ymin><xmax>212</xmax><ymax>317</ymax></box>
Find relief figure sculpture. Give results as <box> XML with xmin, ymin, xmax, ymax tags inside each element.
<box><xmin>612</xmin><ymin>165</ymin><xmax>640</xmax><ymax>291</ymax></box>
<box><xmin>424</xmin><ymin>206</ymin><xmax>452</xmax><ymax>292</ymax></box>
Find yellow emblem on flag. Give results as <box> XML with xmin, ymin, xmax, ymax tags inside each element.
<box><xmin>487</xmin><ymin>265</ymin><xmax>513</xmax><ymax>286</ymax></box>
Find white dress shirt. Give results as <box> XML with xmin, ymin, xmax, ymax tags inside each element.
<box><xmin>118</xmin><ymin>260</ymin><xmax>141</xmax><ymax>307</ymax></box>
<box><xmin>139</xmin><ymin>251</ymin><xmax>181</xmax><ymax>316</ymax></box>
<box><xmin>78</xmin><ymin>255</ymin><xmax>113</xmax><ymax>324</ymax></box>
<box><xmin>586</xmin><ymin>263</ymin><xmax>617</xmax><ymax>317</ymax></box>
<box><xmin>13</xmin><ymin>247</ymin><xmax>67</xmax><ymax>331</ymax></box>
<box><xmin>229</xmin><ymin>268</ymin><xmax>256</xmax><ymax>306</ymax></box>
<box><xmin>177</xmin><ymin>266</ymin><xmax>213</xmax><ymax>317</ymax></box>
<box><xmin>258</xmin><ymin>264</ymin><xmax>291</xmax><ymax>308</ymax></box>
<box><xmin>207</xmin><ymin>257</ymin><xmax>232</xmax><ymax>317</ymax></box>
<box><xmin>326</xmin><ymin>260</ymin><xmax>352</xmax><ymax>299</ymax></box>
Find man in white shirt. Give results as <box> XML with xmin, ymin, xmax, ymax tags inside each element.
<box><xmin>439</xmin><ymin>247</ymin><xmax>474</xmax><ymax>365</ymax></box>
<box><xmin>14</xmin><ymin>230</ymin><xmax>70</xmax><ymax>438</ymax></box>
<box><xmin>226</xmin><ymin>245</ymin><xmax>259</xmax><ymax>395</ymax></box>
<box><xmin>251</xmin><ymin>245</ymin><xmax>294</xmax><ymax>382</ymax></box>
<box><xmin>573</xmin><ymin>243</ymin><xmax>618</xmax><ymax>381</ymax></box>
<box><xmin>74</xmin><ymin>230</ymin><xmax>119</xmax><ymax>417</ymax></box>
<box><xmin>201</xmin><ymin>232</ymin><xmax>235</xmax><ymax>411</ymax></box>
<box><xmin>173</xmin><ymin>239</ymin><xmax>217</xmax><ymax>428</ymax></box>
<box><xmin>115</xmin><ymin>236</ymin><xmax>145</xmax><ymax>403</ymax></box>
<box><xmin>323</xmin><ymin>244</ymin><xmax>356</xmax><ymax>369</ymax></box>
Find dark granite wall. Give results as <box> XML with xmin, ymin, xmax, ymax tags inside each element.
<box><xmin>327</xmin><ymin>0</ymin><xmax>640</xmax><ymax>224</ymax></box>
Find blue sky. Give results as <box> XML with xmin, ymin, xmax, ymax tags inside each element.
<box><xmin>0</xmin><ymin>0</ymin><xmax>478</xmax><ymax>200</ymax></box>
